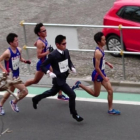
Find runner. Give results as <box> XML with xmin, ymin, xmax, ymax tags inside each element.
<box><xmin>24</xmin><ymin>23</ymin><xmax>68</xmax><ymax>101</ymax></box>
<box><xmin>0</xmin><ymin>33</ymin><xmax>30</xmax><ymax>115</ymax></box>
<box><xmin>72</xmin><ymin>32</ymin><xmax>121</xmax><ymax>115</ymax></box>
<box><xmin>32</xmin><ymin>35</ymin><xmax>83</xmax><ymax>122</ymax></box>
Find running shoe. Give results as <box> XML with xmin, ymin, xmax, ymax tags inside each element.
<box><xmin>0</xmin><ymin>106</ymin><xmax>5</xmax><ymax>116</ymax></box>
<box><xmin>32</xmin><ymin>98</ymin><xmax>38</xmax><ymax>109</ymax></box>
<box><xmin>72</xmin><ymin>81</ymin><xmax>81</xmax><ymax>90</ymax></box>
<box><xmin>108</xmin><ymin>109</ymin><xmax>120</xmax><ymax>115</ymax></box>
<box><xmin>9</xmin><ymin>100</ymin><xmax>19</xmax><ymax>112</ymax></box>
<box><xmin>72</xmin><ymin>114</ymin><xmax>84</xmax><ymax>122</ymax></box>
<box><xmin>57</xmin><ymin>95</ymin><xmax>69</xmax><ymax>101</ymax></box>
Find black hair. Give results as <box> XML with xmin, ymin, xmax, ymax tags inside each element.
<box><xmin>6</xmin><ymin>33</ymin><xmax>18</xmax><ymax>44</ymax></box>
<box><xmin>34</xmin><ymin>23</ymin><xmax>44</xmax><ymax>36</ymax></box>
<box><xmin>94</xmin><ymin>32</ymin><xmax>104</xmax><ymax>44</ymax></box>
<box><xmin>55</xmin><ymin>35</ymin><xmax>66</xmax><ymax>44</ymax></box>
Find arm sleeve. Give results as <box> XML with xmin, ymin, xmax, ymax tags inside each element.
<box><xmin>40</xmin><ymin>54</ymin><xmax>53</xmax><ymax>74</ymax></box>
<box><xmin>67</xmin><ymin>50</ymin><xmax>74</xmax><ymax>70</ymax></box>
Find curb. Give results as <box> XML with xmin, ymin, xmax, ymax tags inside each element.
<box><xmin>20</xmin><ymin>75</ymin><xmax>140</xmax><ymax>88</ymax></box>
<box><xmin>68</xmin><ymin>78</ymin><xmax>140</xmax><ymax>87</ymax></box>
<box><xmin>20</xmin><ymin>75</ymin><xmax>140</xmax><ymax>93</ymax></box>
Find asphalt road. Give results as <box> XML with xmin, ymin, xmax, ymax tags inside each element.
<box><xmin>0</xmin><ymin>96</ymin><xmax>140</xmax><ymax>140</ymax></box>
<box><xmin>0</xmin><ymin>86</ymin><xmax>140</xmax><ymax>140</ymax></box>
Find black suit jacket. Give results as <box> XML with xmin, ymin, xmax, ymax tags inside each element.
<box><xmin>41</xmin><ymin>49</ymin><xmax>74</xmax><ymax>86</ymax></box>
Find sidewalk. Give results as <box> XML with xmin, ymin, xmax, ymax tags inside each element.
<box><xmin>20</xmin><ymin>75</ymin><xmax>140</xmax><ymax>94</ymax></box>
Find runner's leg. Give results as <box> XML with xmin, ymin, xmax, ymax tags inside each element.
<box><xmin>24</xmin><ymin>71</ymin><xmax>44</xmax><ymax>87</ymax></box>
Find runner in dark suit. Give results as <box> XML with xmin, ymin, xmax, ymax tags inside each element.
<box><xmin>32</xmin><ymin>35</ymin><xmax>83</xmax><ymax>122</ymax></box>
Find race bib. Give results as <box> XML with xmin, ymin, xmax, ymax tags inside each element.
<box><xmin>58</xmin><ymin>59</ymin><xmax>69</xmax><ymax>73</ymax></box>
<box><xmin>12</xmin><ymin>56</ymin><xmax>20</xmax><ymax>70</ymax></box>
<box><xmin>101</xmin><ymin>58</ymin><xmax>105</xmax><ymax>70</ymax></box>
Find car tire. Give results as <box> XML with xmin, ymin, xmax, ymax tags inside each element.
<box><xmin>106</xmin><ymin>35</ymin><xmax>124</xmax><ymax>57</ymax></box>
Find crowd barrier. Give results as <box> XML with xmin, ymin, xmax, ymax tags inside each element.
<box><xmin>20</xmin><ymin>20</ymin><xmax>140</xmax><ymax>80</ymax></box>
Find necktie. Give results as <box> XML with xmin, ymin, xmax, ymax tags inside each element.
<box><xmin>62</xmin><ymin>51</ymin><xmax>64</xmax><ymax>55</ymax></box>
<box><xmin>61</xmin><ymin>51</ymin><xmax>65</xmax><ymax>59</ymax></box>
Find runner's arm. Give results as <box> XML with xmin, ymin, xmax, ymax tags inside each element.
<box><xmin>67</xmin><ymin>50</ymin><xmax>75</xmax><ymax>70</ymax></box>
<box><xmin>18</xmin><ymin>47</ymin><xmax>31</xmax><ymax>64</ymax></box>
<box><xmin>37</xmin><ymin>41</ymin><xmax>49</xmax><ymax>59</ymax></box>
<box><xmin>40</xmin><ymin>54</ymin><xmax>53</xmax><ymax>74</ymax></box>
<box><xmin>0</xmin><ymin>50</ymin><xmax>10</xmax><ymax>73</ymax></box>
<box><xmin>105</xmin><ymin>61</ymin><xmax>113</xmax><ymax>69</ymax></box>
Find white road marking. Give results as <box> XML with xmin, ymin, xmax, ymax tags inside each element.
<box><xmin>0</xmin><ymin>92</ymin><xmax>140</xmax><ymax>105</ymax></box>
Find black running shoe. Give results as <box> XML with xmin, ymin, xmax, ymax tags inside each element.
<box><xmin>72</xmin><ymin>114</ymin><xmax>84</xmax><ymax>122</ymax></box>
<box><xmin>32</xmin><ymin>98</ymin><xmax>38</xmax><ymax>109</ymax></box>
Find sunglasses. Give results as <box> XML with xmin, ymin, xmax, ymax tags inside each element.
<box><xmin>40</xmin><ymin>29</ymin><xmax>46</xmax><ymax>33</ymax></box>
<box><xmin>61</xmin><ymin>42</ymin><xmax>66</xmax><ymax>45</ymax></box>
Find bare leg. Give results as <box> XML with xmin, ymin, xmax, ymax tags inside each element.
<box><xmin>12</xmin><ymin>83</ymin><xmax>28</xmax><ymax>104</ymax></box>
<box><xmin>101</xmin><ymin>80</ymin><xmax>113</xmax><ymax>110</ymax></box>
<box><xmin>24</xmin><ymin>71</ymin><xmax>44</xmax><ymax>87</ymax></box>
<box><xmin>79</xmin><ymin>81</ymin><xmax>101</xmax><ymax>97</ymax></box>
<box><xmin>0</xmin><ymin>86</ymin><xmax>15</xmax><ymax>106</ymax></box>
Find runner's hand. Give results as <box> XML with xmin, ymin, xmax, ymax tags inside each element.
<box><xmin>47</xmin><ymin>70</ymin><xmax>56</xmax><ymax>78</ymax></box>
<box><xmin>24</xmin><ymin>60</ymin><xmax>31</xmax><ymax>64</ymax></box>
<box><xmin>47</xmin><ymin>45</ymin><xmax>54</xmax><ymax>53</ymax></box>
<box><xmin>48</xmin><ymin>46</ymin><xmax>54</xmax><ymax>52</ymax></box>
<box><xmin>108</xmin><ymin>63</ymin><xmax>113</xmax><ymax>69</ymax></box>
<box><xmin>106</xmin><ymin>62</ymin><xmax>113</xmax><ymax>69</ymax></box>
<box><xmin>3</xmin><ymin>69</ymin><xmax>8</xmax><ymax>75</ymax></box>
<box><xmin>71</xmin><ymin>67</ymin><xmax>76</xmax><ymax>73</ymax></box>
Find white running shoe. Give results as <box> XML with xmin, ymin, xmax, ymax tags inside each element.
<box><xmin>9</xmin><ymin>100</ymin><xmax>19</xmax><ymax>112</ymax></box>
<box><xmin>0</xmin><ymin>106</ymin><xmax>5</xmax><ymax>115</ymax></box>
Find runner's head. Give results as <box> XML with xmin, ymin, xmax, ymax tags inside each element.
<box><xmin>34</xmin><ymin>23</ymin><xmax>47</xmax><ymax>37</ymax></box>
<box><xmin>94</xmin><ymin>32</ymin><xmax>106</xmax><ymax>46</ymax></box>
<box><xmin>55</xmin><ymin>35</ymin><xmax>66</xmax><ymax>51</ymax></box>
<box><xmin>6</xmin><ymin>33</ymin><xmax>18</xmax><ymax>48</ymax></box>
